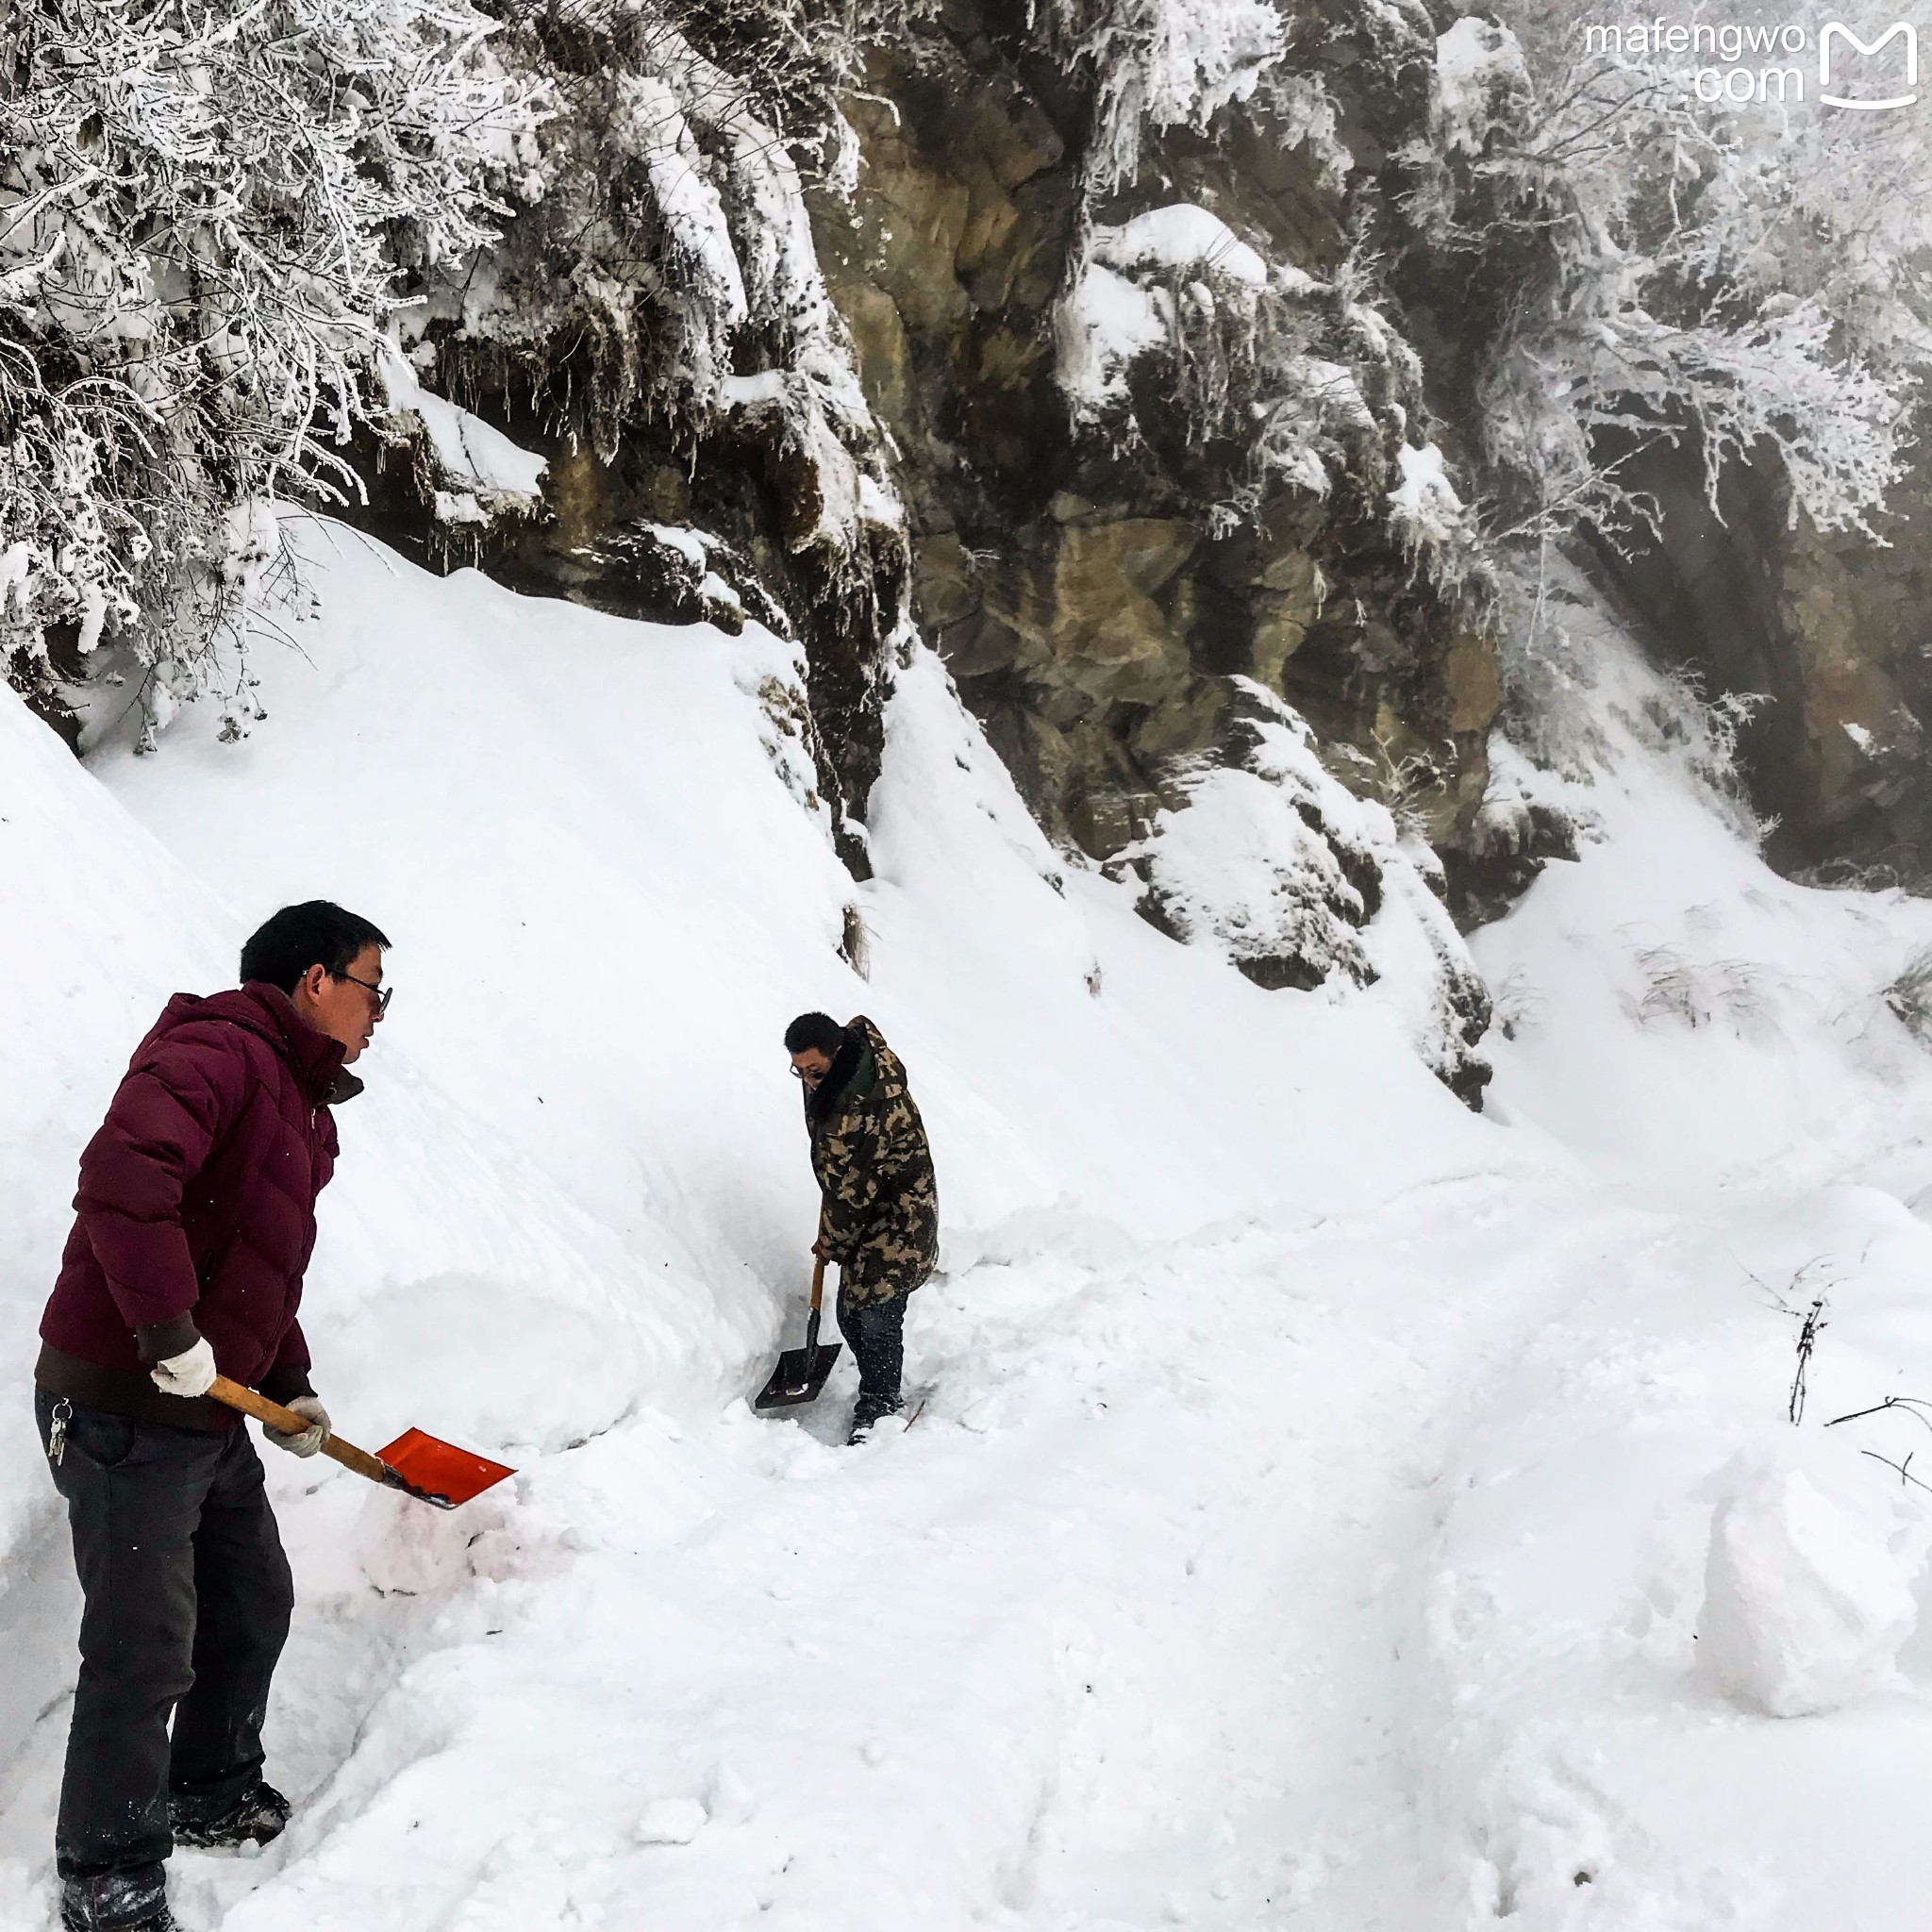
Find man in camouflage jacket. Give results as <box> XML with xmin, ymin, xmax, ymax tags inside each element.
<box><xmin>785</xmin><ymin>1011</ymin><xmax>938</xmax><ymax>1441</ymax></box>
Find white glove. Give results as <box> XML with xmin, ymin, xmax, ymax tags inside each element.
<box><xmin>150</xmin><ymin>1337</ymin><xmax>217</xmax><ymax>1398</ymax></box>
<box><xmin>262</xmin><ymin>1395</ymin><xmax>331</xmax><ymax>1458</ymax></box>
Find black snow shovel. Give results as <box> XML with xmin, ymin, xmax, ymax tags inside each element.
<box><xmin>754</xmin><ymin>1255</ymin><xmax>842</xmax><ymax>1410</ymax></box>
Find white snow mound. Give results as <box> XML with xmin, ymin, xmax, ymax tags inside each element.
<box><xmin>635</xmin><ymin>1798</ymin><xmax>708</xmax><ymax>1845</ymax></box>
<box><xmin>1701</xmin><ymin>1443</ymin><xmax>1919</xmax><ymax>1718</ymax></box>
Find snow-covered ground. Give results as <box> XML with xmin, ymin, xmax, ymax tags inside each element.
<box><xmin>6</xmin><ymin>527</ymin><xmax>1932</xmax><ymax>1930</ymax></box>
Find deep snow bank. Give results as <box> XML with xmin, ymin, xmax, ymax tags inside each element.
<box><xmin>0</xmin><ymin>510</ymin><xmax>1480</xmax><ymax>1558</ymax></box>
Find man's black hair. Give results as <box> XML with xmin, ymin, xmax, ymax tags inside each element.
<box><xmin>784</xmin><ymin>1011</ymin><xmax>845</xmax><ymax>1057</ymax></box>
<box><xmin>241</xmin><ymin>902</ymin><xmax>391</xmax><ymax>995</ymax></box>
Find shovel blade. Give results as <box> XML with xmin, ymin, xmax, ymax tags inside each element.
<box><xmin>375</xmin><ymin>1427</ymin><xmax>516</xmax><ymax>1509</ymax></box>
<box><xmin>753</xmin><ymin>1341</ymin><xmax>843</xmax><ymax>1411</ymax></box>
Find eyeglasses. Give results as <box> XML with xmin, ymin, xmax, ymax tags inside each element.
<box><xmin>334</xmin><ymin>968</ymin><xmax>392</xmax><ymax>1016</ymax></box>
<box><xmin>790</xmin><ymin>1062</ymin><xmax>825</xmax><ymax>1082</ymax></box>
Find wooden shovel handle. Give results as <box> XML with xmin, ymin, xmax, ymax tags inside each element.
<box><xmin>208</xmin><ymin>1374</ymin><xmax>397</xmax><ymax>1489</ymax></box>
<box><xmin>802</xmin><ymin>1256</ymin><xmax>828</xmax><ymax>1356</ymax></box>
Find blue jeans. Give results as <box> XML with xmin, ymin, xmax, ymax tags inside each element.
<box><xmin>835</xmin><ymin>1290</ymin><xmax>908</xmax><ymax>1407</ymax></box>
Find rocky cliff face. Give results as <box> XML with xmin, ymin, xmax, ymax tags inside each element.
<box><xmin>811</xmin><ymin>0</ymin><xmax>1504</xmax><ymax>861</ymax></box>
<box><xmin>1592</xmin><ymin>427</ymin><xmax>1932</xmax><ymax>888</ymax></box>
<box><xmin>795</xmin><ymin>0</ymin><xmax>1513</xmax><ymax>1097</ymax></box>
<box><xmin>329</xmin><ymin>0</ymin><xmax>1584</xmax><ymax>1105</ymax></box>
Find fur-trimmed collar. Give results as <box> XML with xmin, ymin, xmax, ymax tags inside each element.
<box><xmin>808</xmin><ymin>1028</ymin><xmax>869</xmax><ymax>1124</ymax></box>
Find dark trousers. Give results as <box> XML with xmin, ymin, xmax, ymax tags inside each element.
<box><xmin>34</xmin><ymin>1389</ymin><xmax>293</xmax><ymax>1901</ymax></box>
<box><xmin>835</xmin><ymin>1290</ymin><xmax>908</xmax><ymax>1405</ymax></box>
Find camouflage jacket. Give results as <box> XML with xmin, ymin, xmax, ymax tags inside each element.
<box><xmin>806</xmin><ymin>1016</ymin><xmax>939</xmax><ymax>1305</ymax></box>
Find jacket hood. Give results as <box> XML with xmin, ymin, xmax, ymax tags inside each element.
<box><xmin>146</xmin><ymin>984</ymin><xmax>358</xmax><ymax>1107</ymax></box>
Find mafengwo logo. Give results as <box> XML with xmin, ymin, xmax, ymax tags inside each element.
<box><xmin>1581</xmin><ymin>16</ymin><xmax>1919</xmax><ymax>108</ymax></box>
<box><xmin>1820</xmin><ymin>21</ymin><xmax>1917</xmax><ymax>104</ymax></box>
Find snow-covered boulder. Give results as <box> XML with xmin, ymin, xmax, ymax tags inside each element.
<box><xmin>1700</xmin><ymin>1441</ymin><xmax>1919</xmax><ymax>1718</ymax></box>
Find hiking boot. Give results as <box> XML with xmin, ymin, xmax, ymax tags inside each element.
<box><xmin>848</xmin><ymin>1392</ymin><xmax>904</xmax><ymax>1444</ymax></box>
<box><xmin>169</xmin><ymin>1779</ymin><xmax>291</xmax><ymax>1851</ymax></box>
<box><xmin>59</xmin><ymin>1869</ymin><xmax>176</xmax><ymax>1932</ymax></box>
<box><xmin>60</xmin><ymin>1906</ymin><xmax>178</xmax><ymax>1932</ymax></box>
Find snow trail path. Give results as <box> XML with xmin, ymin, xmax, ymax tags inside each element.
<box><xmin>1</xmin><ymin>1162</ymin><xmax>1646</xmax><ymax>1932</ymax></box>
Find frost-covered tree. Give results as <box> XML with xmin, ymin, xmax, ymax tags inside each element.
<box><xmin>1434</xmin><ymin>1</ymin><xmax>1932</xmax><ymax>546</ymax></box>
<box><xmin>0</xmin><ymin>0</ymin><xmax>531</xmax><ymax>740</ymax></box>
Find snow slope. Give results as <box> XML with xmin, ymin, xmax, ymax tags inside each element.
<box><xmin>0</xmin><ymin>519</ymin><xmax>1493</xmax><ymax>1932</ymax></box>
<box><xmin>8</xmin><ymin>527</ymin><xmax>1932</xmax><ymax>1931</ymax></box>
<box><xmin>1428</xmin><ymin>574</ymin><xmax>1932</xmax><ymax>1929</ymax></box>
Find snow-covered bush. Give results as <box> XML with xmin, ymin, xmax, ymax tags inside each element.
<box><xmin>1057</xmin><ymin>205</ymin><xmax>1359</xmax><ymax>506</ymax></box>
<box><xmin>0</xmin><ymin>0</ymin><xmax>532</xmax><ymax>739</ymax></box>
<box><xmin>1386</xmin><ymin>438</ymin><xmax>1490</xmax><ymax>607</ymax></box>
<box><xmin>1035</xmin><ymin>0</ymin><xmax>1283</xmax><ymax>199</ymax></box>
<box><xmin>1057</xmin><ymin>203</ymin><xmax>1491</xmax><ymax>603</ymax></box>
<box><xmin>1883</xmin><ymin>948</ymin><xmax>1932</xmax><ymax>1048</ymax></box>
<box><xmin>427</xmin><ymin>0</ymin><xmax>899</xmax><ymax>575</ymax></box>
<box><xmin>1623</xmin><ymin>945</ymin><xmax>1779</xmax><ymax>1038</ymax></box>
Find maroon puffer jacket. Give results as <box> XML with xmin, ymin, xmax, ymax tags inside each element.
<box><xmin>37</xmin><ymin>983</ymin><xmax>361</xmax><ymax>1430</ymax></box>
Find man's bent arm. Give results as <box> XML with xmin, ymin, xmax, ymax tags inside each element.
<box><xmin>76</xmin><ymin>1040</ymin><xmax>245</xmax><ymax>1341</ymax></box>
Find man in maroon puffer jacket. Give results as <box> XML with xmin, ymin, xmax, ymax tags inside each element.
<box><xmin>34</xmin><ymin>900</ymin><xmax>390</xmax><ymax>1932</ymax></box>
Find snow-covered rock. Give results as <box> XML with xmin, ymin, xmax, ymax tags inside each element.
<box><xmin>1122</xmin><ymin>679</ymin><xmax>1493</xmax><ymax>1103</ymax></box>
<box><xmin>379</xmin><ymin>344</ymin><xmax>548</xmax><ymax>531</ymax></box>
<box><xmin>1091</xmin><ymin>205</ymin><xmax>1269</xmax><ymax>288</ymax></box>
<box><xmin>1056</xmin><ymin>262</ymin><xmax>1171</xmax><ymax>415</ymax></box>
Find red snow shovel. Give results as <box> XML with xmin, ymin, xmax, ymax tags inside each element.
<box><xmin>753</xmin><ymin>1256</ymin><xmax>843</xmax><ymax>1411</ymax></box>
<box><xmin>210</xmin><ymin>1376</ymin><xmax>515</xmax><ymax>1509</ymax></box>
